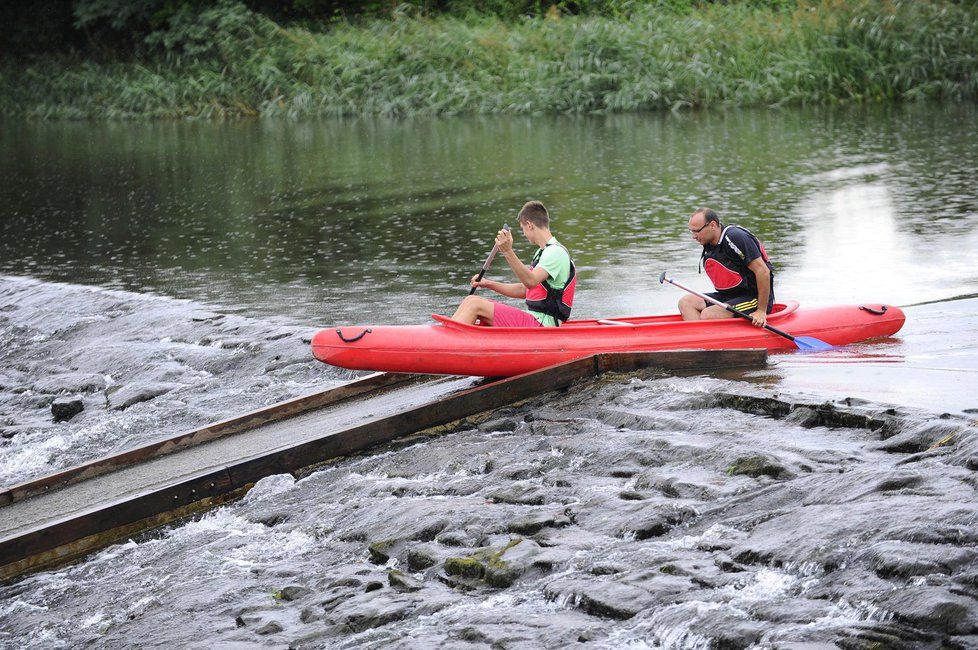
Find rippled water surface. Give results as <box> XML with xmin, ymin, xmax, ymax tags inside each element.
<box><xmin>1</xmin><ymin>104</ymin><xmax>977</xmax><ymax>648</ymax></box>
<box><xmin>3</xmin><ymin>104</ymin><xmax>976</xmax><ymax>323</ymax></box>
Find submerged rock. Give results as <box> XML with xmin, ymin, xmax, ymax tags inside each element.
<box><xmin>254</xmin><ymin>621</ymin><xmax>283</xmax><ymax>635</ymax></box>
<box><xmin>277</xmin><ymin>586</ymin><xmax>311</xmax><ymax>602</ymax></box>
<box><xmin>33</xmin><ymin>373</ymin><xmax>107</xmax><ymax>394</ymax></box>
<box><xmin>727</xmin><ymin>454</ymin><xmax>791</xmax><ymax>479</ymax></box>
<box><xmin>876</xmin><ymin>586</ymin><xmax>978</xmax><ymax>635</ymax></box>
<box><xmin>545</xmin><ymin>578</ymin><xmax>653</xmax><ymax>620</ymax></box>
<box><xmin>107</xmin><ymin>382</ymin><xmax>181</xmax><ymax>410</ymax></box>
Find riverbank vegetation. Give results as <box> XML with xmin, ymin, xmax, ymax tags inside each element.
<box><xmin>1</xmin><ymin>0</ymin><xmax>975</xmax><ymax>119</ymax></box>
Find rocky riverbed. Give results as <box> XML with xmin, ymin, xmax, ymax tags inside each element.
<box><xmin>2</xmin><ymin>361</ymin><xmax>976</xmax><ymax>648</ymax></box>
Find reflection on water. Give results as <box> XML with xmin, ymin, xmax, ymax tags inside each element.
<box><xmin>1</xmin><ymin>103</ymin><xmax>976</xmax><ymax>326</ymax></box>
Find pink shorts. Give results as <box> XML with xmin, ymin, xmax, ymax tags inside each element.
<box><xmin>491</xmin><ymin>302</ymin><xmax>542</xmax><ymax>328</ymax></box>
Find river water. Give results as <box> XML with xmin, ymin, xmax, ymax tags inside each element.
<box><xmin>1</xmin><ymin>104</ymin><xmax>976</xmax><ymax>648</ymax></box>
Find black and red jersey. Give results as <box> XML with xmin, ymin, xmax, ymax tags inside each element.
<box><xmin>699</xmin><ymin>224</ymin><xmax>775</xmax><ymax>297</ymax></box>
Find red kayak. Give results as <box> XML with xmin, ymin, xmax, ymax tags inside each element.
<box><xmin>311</xmin><ymin>301</ymin><xmax>905</xmax><ymax>377</ymax></box>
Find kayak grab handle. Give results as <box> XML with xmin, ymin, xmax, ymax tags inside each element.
<box><xmin>859</xmin><ymin>305</ymin><xmax>888</xmax><ymax>316</ymax></box>
<box><xmin>336</xmin><ymin>328</ymin><xmax>371</xmax><ymax>343</ymax></box>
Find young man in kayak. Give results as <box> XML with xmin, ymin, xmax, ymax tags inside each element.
<box><xmin>451</xmin><ymin>200</ymin><xmax>576</xmax><ymax>327</ymax></box>
<box><xmin>680</xmin><ymin>207</ymin><xmax>774</xmax><ymax>327</ymax></box>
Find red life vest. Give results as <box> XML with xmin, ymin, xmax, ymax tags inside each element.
<box><xmin>699</xmin><ymin>225</ymin><xmax>773</xmax><ymax>293</ymax></box>
<box><xmin>526</xmin><ymin>243</ymin><xmax>576</xmax><ymax>325</ymax></box>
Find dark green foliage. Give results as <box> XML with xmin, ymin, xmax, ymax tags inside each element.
<box><xmin>0</xmin><ymin>0</ymin><xmax>807</xmax><ymax>60</ymax></box>
<box><xmin>2</xmin><ymin>1</ymin><xmax>976</xmax><ymax>118</ymax></box>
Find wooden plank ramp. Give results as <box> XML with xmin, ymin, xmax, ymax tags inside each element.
<box><xmin>0</xmin><ymin>349</ymin><xmax>765</xmax><ymax>582</ymax></box>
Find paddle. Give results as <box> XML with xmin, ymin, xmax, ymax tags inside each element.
<box><xmin>469</xmin><ymin>224</ymin><xmax>511</xmax><ymax>295</ymax></box>
<box><xmin>659</xmin><ymin>271</ymin><xmax>832</xmax><ymax>351</ymax></box>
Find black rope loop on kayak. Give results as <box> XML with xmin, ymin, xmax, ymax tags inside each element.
<box><xmin>336</xmin><ymin>328</ymin><xmax>371</xmax><ymax>343</ymax></box>
<box><xmin>858</xmin><ymin>305</ymin><xmax>888</xmax><ymax>316</ymax></box>
<box><xmin>859</xmin><ymin>305</ymin><xmax>887</xmax><ymax>315</ymax></box>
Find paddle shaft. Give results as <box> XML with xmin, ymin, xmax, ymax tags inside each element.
<box><xmin>469</xmin><ymin>225</ymin><xmax>511</xmax><ymax>295</ymax></box>
<box><xmin>659</xmin><ymin>273</ymin><xmax>799</xmax><ymax>342</ymax></box>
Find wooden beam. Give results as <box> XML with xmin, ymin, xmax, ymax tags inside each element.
<box><xmin>0</xmin><ymin>372</ymin><xmax>416</xmax><ymax>507</ymax></box>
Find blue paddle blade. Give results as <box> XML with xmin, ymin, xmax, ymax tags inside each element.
<box><xmin>793</xmin><ymin>336</ymin><xmax>833</xmax><ymax>351</ymax></box>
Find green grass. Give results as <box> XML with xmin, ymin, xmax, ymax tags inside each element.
<box><xmin>2</xmin><ymin>0</ymin><xmax>976</xmax><ymax>119</ymax></box>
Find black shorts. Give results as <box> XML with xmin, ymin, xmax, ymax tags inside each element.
<box><xmin>706</xmin><ymin>291</ymin><xmax>775</xmax><ymax>314</ymax></box>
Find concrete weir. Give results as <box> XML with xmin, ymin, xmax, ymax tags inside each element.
<box><xmin>0</xmin><ymin>349</ymin><xmax>766</xmax><ymax>582</ymax></box>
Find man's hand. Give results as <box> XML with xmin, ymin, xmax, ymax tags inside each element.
<box><xmin>751</xmin><ymin>310</ymin><xmax>767</xmax><ymax>328</ymax></box>
<box><xmin>496</xmin><ymin>227</ymin><xmax>514</xmax><ymax>254</ymax></box>
<box><xmin>470</xmin><ymin>274</ymin><xmax>494</xmax><ymax>290</ymax></box>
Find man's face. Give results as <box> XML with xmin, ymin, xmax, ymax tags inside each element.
<box><xmin>519</xmin><ymin>218</ymin><xmax>532</xmax><ymax>240</ymax></box>
<box><xmin>688</xmin><ymin>215</ymin><xmax>717</xmax><ymax>245</ymax></box>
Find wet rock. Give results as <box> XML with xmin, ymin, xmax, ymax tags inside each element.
<box><xmin>234</xmin><ymin>611</ymin><xmax>263</xmax><ymax>628</ymax></box>
<box><xmin>949</xmin><ymin>636</ymin><xmax>978</xmax><ymax>650</ymax></box>
<box><xmin>107</xmin><ymin>382</ymin><xmax>181</xmax><ymax>410</ymax></box>
<box><xmin>730</xmin><ymin>492</ymin><xmax>978</xmax><ymax>570</ymax></box>
<box><xmin>450</xmin><ymin>627</ymin><xmax>492</xmax><ymax>644</ymax></box>
<box><xmin>413</xmin><ymin>518</ymin><xmax>450</xmax><ymax>542</ymax></box>
<box><xmin>785</xmin><ymin>405</ymin><xmax>821</xmax><ymax>427</ymax></box>
<box><xmin>189</xmin><ymin>310</ymin><xmax>224</xmax><ymax>322</ymax></box>
<box><xmin>33</xmin><ymin>373</ymin><xmax>106</xmax><ymax>394</ymax></box>
<box><xmin>51</xmin><ymin>397</ymin><xmax>84</xmax><ymax>422</ymax></box>
<box><xmin>488</xmin><ymin>486</ymin><xmax>546</xmax><ymax>506</ymax></box>
<box><xmin>388</xmin><ymin>570</ymin><xmax>423</xmax><ymax>592</ymax></box>
<box><xmin>629</xmin><ymin>505</ymin><xmax>695</xmax><ymax>540</ymax></box>
<box><xmin>254</xmin><ymin>621</ymin><xmax>283</xmax><ymax>635</ymax></box>
<box><xmin>590</xmin><ymin>564</ymin><xmax>625</xmax><ymax>576</ymax></box>
<box><xmin>876</xmin><ymin>586</ymin><xmax>978</xmax><ymax>634</ymax></box>
<box><xmin>247</xmin><ymin>510</ymin><xmax>290</xmax><ymax>527</ymax></box>
<box><xmin>875</xmin><ymin>421</ymin><xmax>963</xmax><ymax>454</ymax></box>
<box><xmin>435</xmin><ymin>529</ymin><xmax>476</xmax><ymax>547</ymax></box>
<box><xmin>835</xmin><ymin>620</ymin><xmax>937</xmax><ymax>649</ymax></box>
<box><xmin>278</xmin><ymin>586</ymin><xmax>312</xmax><ymax>602</ymax></box>
<box><xmin>609</xmin><ymin>467</ymin><xmax>639</xmax><ymax>478</ymax></box>
<box><xmin>545</xmin><ymin>578</ymin><xmax>653</xmax><ymax>620</ymax></box>
<box><xmin>368</xmin><ymin>540</ymin><xmax>396</xmax><ymax>564</ymax></box>
<box><xmin>749</xmin><ymin>598</ymin><xmax>835</xmax><ymax>623</ymax></box>
<box><xmin>499</xmin><ymin>463</ymin><xmax>541</xmax><ymax>480</ymax></box>
<box><xmin>321</xmin><ymin>590</ymin><xmax>453</xmax><ymax>633</ymax></box>
<box><xmin>710</xmin><ymin>392</ymin><xmax>894</xmax><ymax>434</ymax></box>
<box><xmin>1</xmin><ymin>424</ymin><xmax>45</xmax><ymax>439</ymax></box>
<box><xmin>507</xmin><ymin>511</ymin><xmax>571</xmax><ymax>535</ymax></box>
<box><xmin>263</xmin><ymin>349</ymin><xmax>311</xmax><ymax>372</ymax></box>
<box><xmin>669</xmin><ymin>607</ymin><xmax>767</xmax><ymax>649</ymax></box>
<box><xmin>444</xmin><ymin>556</ymin><xmax>485</xmax><ymax>580</ymax></box>
<box><xmin>441</xmin><ymin>538</ymin><xmax>561</xmax><ymax>589</ymax></box>
<box><xmin>863</xmin><ymin>541</ymin><xmax>976</xmax><ymax>579</ymax></box>
<box><xmin>299</xmin><ymin>608</ymin><xmax>321</xmax><ymax>624</ymax></box>
<box><xmin>618</xmin><ymin>491</ymin><xmax>647</xmax><ymax>501</ymax></box>
<box><xmin>329</xmin><ymin>577</ymin><xmax>363</xmax><ymax>589</ymax></box>
<box><xmin>727</xmin><ymin>454</ymin><xmax>791</xmax><ymax>479</ymax></box>
<box><xmin>407</xmin><ymin>546</ymin><xmax>438</xmax><ymax>571</ymax></box>
<box><xmin>477</xmin><ymin>417</ymin><xmax>519</xmax><ymax>433</ymax></box>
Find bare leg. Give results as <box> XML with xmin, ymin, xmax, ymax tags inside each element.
<box><xmin>699</xmin><ymin>305</ymin><xmax>735</xmax><ymax>320</ymax></box>
<box><xmin>451</xmin><ymin>295</ymin><xmax>496</xmax><ymax>325</ymax></box>
<box><xmin>678</xmin><ymin>294</ymin><xmax>707</xmax><ymax>321</ymax></box>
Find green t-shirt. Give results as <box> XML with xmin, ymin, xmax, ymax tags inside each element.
<box><xmin>529</xmin><ymin>237</ymin><xmax>572</xmax><ymax>327</ymax></box>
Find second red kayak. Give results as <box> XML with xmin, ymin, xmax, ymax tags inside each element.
<box><xmin>312</xmin><ymin>301</ymin><xmax>905</xmax><ymax>377</ymax></box>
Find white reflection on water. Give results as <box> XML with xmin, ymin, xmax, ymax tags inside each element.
<box><xmin>785</xmin><ymin>176</ymin><xmax>975</xmax><ymax>307</ymax></box>
<box><xmin>788</xmin><ymin>182</ymin><xmax>914</xmax><ymax>305</ymax></box>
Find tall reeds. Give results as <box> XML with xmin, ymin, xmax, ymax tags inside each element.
<box><xmin>2</xmin><ymin>0</ymin><xmax>975</xmax><ymax>119</ymax></box>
